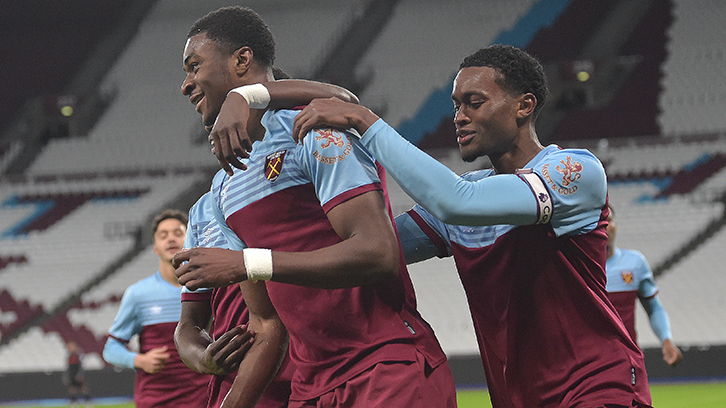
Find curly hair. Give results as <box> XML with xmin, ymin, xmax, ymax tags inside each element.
<box><xmin>460</xmin><ymin>45</ymin><xmax>549</xmax><ymax>120</ymax></box>
<box><xmin>188</xmin><ymin>6</ymin><xmax>275</xmax><ymax>68</ymax></box>
<box><xmin>151</xmin><ymin>209</ymin><xmax>188</xmax><ymax>237</ymax></box>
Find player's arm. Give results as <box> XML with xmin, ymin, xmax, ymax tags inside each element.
<box><xmin>174</xmin><ymin>190</ymin><xmax>400</xmax><ymax>289</ymax></box>
<box><xmin>292</xmin><ymin>98</ymin><xmax>543</xmax><ymax>226</ymax></box>
<box><xmin>103</xmin><ymin>288</ymin><xmax>141</xmax><ymax>370</ymax></box>
<box><xmin>103</xmin><ymin>288</ymin><xmax>172</xmax><ymax>374</ymax></box>
<box><xmin>221</xmin><ymin>281</ymin><xmax>288</xmax><ymax>408</ymax></box>
<box><xmin>636</xmin><ymin>257</ymin><xmax>682</xmax><ymax>366</ymax></box>
<box><xmin>640</xmin><ymin>294</ymin><xmax>683</xmax><ymax>366</ymax></box>
<box><xmin>174</xmin><ymin>299</ymin><xmax>255</xmax><ymax>375</ymax></box>
<box><xmin>102</xmin><ymin>336</ymin><xmax>137</xmax><ymax>370</ymax></box>
<box><xmin>211</xmin><ymin>80</ymin><xmax>358</xmax><ymax>175</ymax></box>
<box><xmin>394</xmin><ymin>210</ymin><xmax>450</xmax><ymax>264</ymax></box>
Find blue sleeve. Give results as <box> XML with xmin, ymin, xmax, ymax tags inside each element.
<box><xmin>635</xmin><ymin>252</ymin><xmax>659</xmax><ymax>299</ymax></box>
<box><xmin>359</xmin><ymin>119</ymin><xmax>539</xmax><ymax>226</ymax></box>
<box><xmin>533</xmin><ymin>149</ymin><xmax>608</xmax><ymax>236</ymax></box>
<box><xmin>104</xmin><ymin>286</ymin><xmax>140</xmax><ymax>369</ymax></box>
<box><xmin>299</xmin><ymin>127</ymin><xmax>380</xmax><ymax>208</ymax></box>
<box><xmin>107</xmin><ymin>285</ymin><xmax>141</xmax><ymax>342</ymax></box>
<box><xmin>208</xmin><ymin>177</ymin><xmax>247</xmax><ymax>251</ymax></box>
<box><xmin>183</xmin><ymin>204</ymin><xmax>199</xmax><ymax>250</ymax></box>
<box><xmin>640</xmin><ymin>295</ymin><xmax>673</xmax><ymax>342</ymax></box>
<box><xmin>102</xmin><ymin>336</ymin><xmax>137</xmax><ymax>369</ymax></box>
<box><xmin>395</xmin><ymin>211</ymin><xmax>442</xmax><ymax>264</ymax></box>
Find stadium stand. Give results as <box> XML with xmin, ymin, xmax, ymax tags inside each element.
<box><xmin>2</xmin><ymin>0</ymin><xmax>726</xmax><ymax>401</ymax></box>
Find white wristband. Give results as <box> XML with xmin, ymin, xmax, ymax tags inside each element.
<box><xmin>229</xmin><ymin>83</ymin><xmax>271</xmax><ymax>109</ymax></box>
<box><xmin>243</xmin><ymin>248</ymin><xmax>273</xmax><ymax>282</ymax></box>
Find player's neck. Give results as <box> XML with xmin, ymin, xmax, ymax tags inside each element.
<box><xmin>159</xmin><ymin>260</ymin><xmax>181</xmax><ymax>287</ymax></box>
<box><xmin>491</xmin><ymin>128</ymin><xmax>543</xmax><ymax>174</ymax></box>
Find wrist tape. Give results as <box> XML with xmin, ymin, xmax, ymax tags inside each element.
<box><xmin>244</xmin><ymin>248</ymin><xmax>273</xmax><ymax>282</ymax></box>
<box><xmin>229</xmin><ymin>83</ymin><xmax>271</xmax><ymax>109</ymax></box>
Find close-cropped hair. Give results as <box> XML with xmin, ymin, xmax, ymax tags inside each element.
<box><xmin>460</xmin><ymin>44</ymin><xmax>550</xmax><ymax>119</ymax></box>
<box><xmin>188</xmin><ymin>6</ymin><xmax>276</xmax><ymax>68</ymax></box>
<box><xmin>151</xmin><ymin>209</ymin><xmax>188</xmax><ymax>237</ymax></box>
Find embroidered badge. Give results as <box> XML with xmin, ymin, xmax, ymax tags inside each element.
<box><xmin>621</xmin><ymin>270</ymin><xmax>634</xmax><ymax>284</ymax></box>
<box><xmin>315</xmin><ymin>129</ymin><xmax>346</xmax><ymax>149</ymax></box>
<box><xmin>265</xmin><ymin>150</ymin><xmax>286</xmax><ymax>182</ymax></box>
<box><xmin>554</xmin><ymin>156</ymin><xmax>583</xmax><ymax>187</ymax></box>
<box><xmin>312</xmin><ymin>129</ymin><xmax>353</xmax><ymax>164</ymax></box>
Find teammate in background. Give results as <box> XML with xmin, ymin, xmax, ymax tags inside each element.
<box><xmin>606</xmin><ymin>204</ymin><xmax>683</xmax><ymax>366</ymax></box>
<box><xmin>63</xmin><ymin>341</ymin><xmax>92</xmax><ymax>408</ymax></box>
<box><xmin>175</xmin><ymin>191</ymin><xmax>293</xmax><ymax>408</ymax></box>
<box><xmin>173</xmin><ymin>6</ymin><xmax>456</xmax><ymax>407</ymax></box>
<box><xmin>218</xmin><ymin>44</ymin><xmax>653</xmax><ymax>407</ymax></box>
<box><xmin>102</xmin><ymin>209</ymin><xmax>209</xmax><ymax>408</ymax></box>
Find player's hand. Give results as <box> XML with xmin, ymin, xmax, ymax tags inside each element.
<box><xmin>662</xmin><ymin>339</ymin><xmax>683</xmax><ymax>366</ymax></box>
<box><xmin>135</xmin><ymin>346</ymin><xmax>170</xmax><ymax>374</ymax></box>
<box><xmin>209</xmin><ymin>93</ymin><xmax>253</xmax><ymax>176</ymax></box>
<box><xmin>200</xmin><ymin>325</ymin><xmax>256</xmax><ymax>375</ymax></box>
<box><xmin>173</xmin><ymin>247</ymin><xmax>247</xmax><ymax>291</ymax></box>
<box><xmin>292</xmin><ymin>97</ymin><xmax>379</xmax><ymax>144</ymax></box>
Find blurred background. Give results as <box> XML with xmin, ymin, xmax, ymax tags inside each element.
<box><xmin>1</xmin><ymin>0</ymin><xmax>725</xmax><ymax>402</ymax></box>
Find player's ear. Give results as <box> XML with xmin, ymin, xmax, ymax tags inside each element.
<box><xmin>233</xmin><ymin>46</ymin><xmax>254</xmax><ymax>76</ymax></box>
<box><xmin>517</xmin><ymin>93</ymin><xmax>536</xmax><ymax>120</ymax></box>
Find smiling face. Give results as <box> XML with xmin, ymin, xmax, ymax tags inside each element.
<box><xmin>152</xmin><ymin>218</ymin><xmax>186</xmax><ymax>264</ymax></box>
<box><xmin>181</xmin><ymin>33</ymin><xmax>238</xmax><ymax>127</ymax></box>
<box><xmin>451</xmin><ymin>66</ymin><xmax>523</xmax><ymax>163</ymax></box>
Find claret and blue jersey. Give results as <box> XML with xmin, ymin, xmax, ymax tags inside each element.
<box><xmin>208</xmin><ymin>109</ymin><xmax>447</xmax><ymax>401</ymax></box>
<box><xmin>362</xmin><ymin>113</ymin><xmax>652</xmax><ymax>407</ymax></box>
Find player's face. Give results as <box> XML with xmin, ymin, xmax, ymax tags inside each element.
<box><xmin>153</xmin><ymin>218</ymin><xmax>186</xmax><ymax>263</ymax></box>
<box><xmin>606</xmin><ymin>211</ymin><xmax>617</xmax><ymax>247</ymax></box>
<box><xmin>181</xmin><ymin>33</ymin><xmax>237</xmax><ymax>127</ymax></box>
<box><xmin>452</xmin><ymin>66</ymin><xmax>522</xmax><ymax>162</ymax></box>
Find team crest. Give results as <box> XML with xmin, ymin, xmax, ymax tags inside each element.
<box><xmin>312</xmin><ymin>129</ymin><xmax>353</xmax><ymax>165</ymax></box>
<box><xmin>621</xmin><ymin>271</ymin><xmax>634</xmax><ymax>284</ymax></box>
<box><xmin>554</xmin><ymin>156</ymin><xmax>583</xmax><ymax>187</ymax></box>
<box><xmin>265</xmin><ymin>150</ymin><xmax>286</xmax><ymax>182</ymax></box>
<box><xmin>314</xmin><ymin>129</ymin><xmax>346</xmax><ymax>149</ymax></box>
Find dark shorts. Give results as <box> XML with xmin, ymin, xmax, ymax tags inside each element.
<box><xmin>289</xmin><ymin>351</ymin><xmax>456</xmax><ymax>408</ymax></box>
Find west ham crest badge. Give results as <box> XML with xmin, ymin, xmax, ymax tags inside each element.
<box><xmin>265</xmin><ymin>150</ymin><xmax>286</xmax><ymax>182</ymax></box>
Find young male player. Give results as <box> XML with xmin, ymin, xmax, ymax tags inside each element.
<box><xmin>176</xmin><ymin>191</ymin><xmax>293</xmax><ymax>408</ymax></box>
<box><xmin>173</xmin><ymin>6</ymin><xmax>456</xmax><ymax>408</ymax></box>
<box><xmin>283</xmin><ymin>45</ymin><xmax>653</xmax><ymax>407</ymax></box>
<box><xmin>103</xmin><ymin>210</ymin><xmax>209</xmax><ymax>408</ymax></box>
<box><xmin>606</xmin><ymin>205</ymin><xmax>683</xmax><ymax>366</ymax></box>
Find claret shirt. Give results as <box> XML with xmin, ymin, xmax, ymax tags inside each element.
<box><xmin>211</xmin><ymin>110</ymin><xmax>447</xmax><ymax>401</ymax></box>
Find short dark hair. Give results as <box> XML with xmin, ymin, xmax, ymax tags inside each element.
<box><xmin>460</xmin><ymin>44</ymin><xmax>549</xmax><ymax>120</ymax></box>
<box><xmin>151</xmin><ymin>209</ymin><xmax>188</xmax><ymax>237</ymax></box>
<box><xmin>272</xmin><ymin>66</ymin><xmax>290</xmax><ymax>80</ymax></box>
<box><xmin>188</xmin><ymin>6</ymin><xmax>275</xmax><ymax>68</ymax></box>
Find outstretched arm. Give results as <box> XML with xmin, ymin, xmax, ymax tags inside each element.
<box><xmin>292</xmin><ymin>98</ymin><xmax>541</xmax><ymax>227</ymax></box>
<box><xmin>210</xmin><ymin>80</ymin><xmax>358</xmax><ymax>175</ymax></box>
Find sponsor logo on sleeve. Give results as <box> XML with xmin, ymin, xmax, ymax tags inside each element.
<box><xmin>541</xmin><ymin>156</ymin><xmax>583</xmax><ymax>196</ymax></box>
<box><xmin>312</xmin><ymin>129</ymin><xmax>353</xmax><ymax>165</ymax></box>
<box><xmin>265</xmin><ymin>150</ymin><xmax>286</xmax><ymax>182</ymax></box>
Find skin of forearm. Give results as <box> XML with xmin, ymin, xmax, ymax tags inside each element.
<box><xmin>265</xmin><ymin>79</ymin><xmax>359</xmax><ymax>108</ymax></box>
<box><xmin>269</xmin><ymin>237</ymin><xmax>399</xmax><ymax>289</ymax></box>
<box><xmin>175</xmin><ymin>302</ymin><xmax>214</xmax><ymax>373</ymax></box>
<box><xmin>222</xmin><ymin>319</ymin><xmax>288</xmax><ymax>408</ymax></box>
<box><xmin>174</xmin><ymin>318</ymin><xmax>214</xmax><ymax>373</ymax></box>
